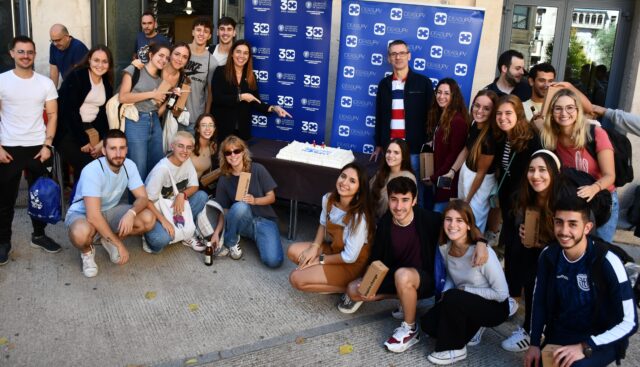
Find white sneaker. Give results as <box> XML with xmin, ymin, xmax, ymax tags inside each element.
<box><xmin>141</xmin><ymin>236</ymin><xmax>153</xmax><ymax>254</ymax></box>
<box><xmin>229</xmin><ymin>243</ymin><xmax>243</xmax><ymax>260</ymax></box>
<box><xmin>428</xmin><ymin>347</ymin><xmax>467</xmax><ymax>365</ymax></box>
<box><xmin>81</xmin><ymin>247</ymin><xmax>98</xmax><ymax>278</ymax></box>
<box><xmin>383</xmin><ymin>321</ymin><xmax>420</xmax><ymax>353</ymax></box>
<box><xmin>501</xmin><ymin>327</ymin><xmax>530</xmax><ymax>352</ymax></box>
<box><xmin>467</xmin><ymin>327</ymin><xmax>485</xmax><ymax>346</ymax></box>
<box><xmin>391</xmin><ymin>304</ymin><xmax>404</xmax><ymax>320</ymax></box>
<box><xmin>214</xmin><ymin>246</ymin><xmax>229</xmax><ymax>257</ymax></box>
<box><xmin>508</xmin><ymin>297</ymin><xmax>519</xmax><ymax>317</ymax></box>
<box><xmin>100</xmin><ymin>237</ymin><xmax>120</xmax><ymax>263</ymax></box>
<box><xmin>183</xmin><ymin>237</ymin><xmax>207</xmax><ymax>252</ymax></box>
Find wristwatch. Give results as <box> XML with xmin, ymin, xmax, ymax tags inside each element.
<box><xmin>581</xmin><ymin>342</ymin><xmax>593</xmax><ymax>358</ymax></box>
<box><xmin>319</xmin><ymin>253</ymin><xmax>325</xmax><ymax>265</ymax></box>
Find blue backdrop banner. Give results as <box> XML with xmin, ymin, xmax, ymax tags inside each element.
<box><xmin>331</xmin><ymin>1</ymin><xmax>484</xmax><ymax>153</ymax></box>
<box><xmin>245</xmin><ymin>0</ymin><xmax>332</xmax><ymax>142</ymax></box>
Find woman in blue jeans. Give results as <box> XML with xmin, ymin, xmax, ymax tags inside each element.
<box><xmin>119</xmin><ymin>42</ymin><xmax>171</xmax><ymax>181</ymax></box>
<box><xmin>214</xmin><ymin>135</ymin><xmax>283</xmax><ymax>268</ymax></box>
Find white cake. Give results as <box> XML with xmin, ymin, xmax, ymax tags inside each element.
<box><xmin>276</xmin><ymin>141</ymin><xmax>355</xmax><ymax>169</ymax></box>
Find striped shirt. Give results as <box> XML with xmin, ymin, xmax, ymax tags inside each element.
<box><xmin>390</xmin><ymin>76</ymin><xmax>406</xmax><ymax>139</ymax></box>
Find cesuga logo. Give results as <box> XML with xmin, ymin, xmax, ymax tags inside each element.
<box><xmin>362</xmin><ymin>144</ymin><xmax>374</xmax><ymax>154</ymax></box>
<box><xmin>253</xmin><ymin>23</ymin><xmax>270</xmax><ymax>35</ymax></box>
<box><xmin>413</xmin><ymin>58</ymin><xmax>426</xmax><ymax>71</ymax></box>
<box><xmin>304</xmin><ymin>74</ymin><xmax>321</xmax><ymax>87</ymax></box>
<box><xmin>340</xmin><ymin>96</ymin><xmax>353</xmax><ymax>108</ymax></box>
<box><xmin>338</xmin><ymin>125</ymin><xmax>351</xmax><ymax>137</ymax></box>
<box><xmin>280</xmin><ymin>0</ymin><xmax>297</xmax><ymax>11</ymax></box>
<box><xmin>417</xmin><ymin>27</ymin><xmax>429</xmax><ymax>40</ymax></box>
<box><xmin>430</xmin><ymin>78</ymin><xmax>439</xmax><ymax>89</ymax></box>
<box><xmin>390</xmin><ymin>8</ymin><xmax>402</xmax><ymax>21</ymax></box>
<box><xmin>343</xmin><ymin>66</ymin><xmax>355</xmax><ymax>78</ymax></box>
<box><xmin>434</xmin><ymin>12</ymin><xmax>447</xmax><ymax>25</ymax></box>
<box><xmin>348</xmin><ymin>3</ymin><xmax>360</xmax><ymax>16</ymax></box>
<box><xmin>459</xmin><ymin>31</ymin><xmax>472</xmax><ymax>45</ymax></box>
<box><xmin>365</xmin><ymin>115</ymin><xmax>376</xmax><ymax>127</ymax></box>
<box><xmin>305</xmin><ymin>26</ymin><xmax>324</xmax><ymax>39</ymax></box>
<box><xmin>278</xmin><ymin>48</ymin><xmax>296</xmax><ymax>60</ymax></box>
<box><xmin>454</xmin><ymin>63</ymin><xmax>468</xmax><ymax>76</ymax></box>
<box><xmin>430</xmin><ymin>45</ymin><xmax>443</xmax><ymax>59</ymax></box>
<box><xmin>254</xmin><ymin>70</ymin><xmax>269</xmax><ymax>82</ymax></box>
<box><xmin>301</xmin><ymin>121</ymin><xmax>318</xmax><ymax>133</ymax></box>
<box><xmin>373</xmin><ymin>23</ymin><xmax>386</xmax><ymax>36</ymax></box>
<box><xmin>345</xmin><ymin>35</ymin><xmax>358</xmax><ymax>47</ymax></box>
<box><xmin>251</xmin><ymin>115</ymin><xmax>268</xmax><ymax>126</ymax></box>
<box><xmin>368</xmin><ymin>84</ymin><xmax>378</xmax><ymax>96</ymax></box>
<box><xmin>277</xmin><ymin>95</ymin><xmax>294</xmax><ymax>108</ymax></box>
<box><xmin>371</xmin><ymin>53</ymin><xmax>383</xmax><ymax>66</ymax></box>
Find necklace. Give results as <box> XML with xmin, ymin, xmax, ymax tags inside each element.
<box><xmin>392</xmin><ymin>214</ymin><xmax>413</xmax><ymax>227</ymax></box>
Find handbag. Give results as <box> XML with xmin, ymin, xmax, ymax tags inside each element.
<box><xmin>488</xmin><ymin>152</ymin><xmax>516</xmax><ymax>209</ymax></box>
<box><xmin>154</xmin><ymin>166</ymin><xmax>196</xmax><ymax>244</ymax></box>
<box><xmin>28</xmin><ymin>149</ymin><xmax>64</xmax><ymax>224</ymax></box>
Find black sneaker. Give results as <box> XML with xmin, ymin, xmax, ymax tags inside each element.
<box><xmin>0</xmin><ymin>242</ymin><xmax>11</xmax><ymax>265</ymax></box>
<box><xmin>30</xmin><ymin>235</ymin><xmax>62</xmax><ymax>253</ymax></box>
<box><xmin>337</xmin><ymin>294</ymin><xmax>363</xmax><ymax>314</ymax></box>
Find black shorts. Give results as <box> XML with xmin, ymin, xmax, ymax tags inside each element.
<box><xmin>377</xmin><ymin>267</ymin><xmax>434</xmax><ymax>299</ymax></box>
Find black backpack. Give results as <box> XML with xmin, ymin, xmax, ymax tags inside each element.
<box><xmin>586</xmin><ymin>125</ymin><xmax>634</xmax><ymax>187</ymax></box>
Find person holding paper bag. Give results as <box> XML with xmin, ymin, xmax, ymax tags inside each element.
<box><xmin>422</xmin><ymin>200</ymin><xmax>509</xmax><ymax>365</ymax></box>
<box><xmin>337</xmin><ymin>177</ymin><xmax>488</xmax><ymax>354</ymax></box>
<box><xmin>119</xmin><ymin>42</ymin><xmax>172</xmax><ymax>180</ymax></box>
<box><xmin>55</xmin><ymin>45</ymin><xmax>114</xmax><ymax>183</ymax></box>
<box><xmin>425</xmin><ymin>78</ymin><xmax>469</xmax><ymax>212</ymax></box>
<box><xmin>215</xmin><ymin>135</ymin><xmax>283</xmax><ymax>268</ymax></box>
<box><xmin>500</xmin><ymin>150</ymin><xmax>561</xmax><ymax>353</ymax></box>
<box><xmin>369</xmin><ymin>139</ymin><xmax>416</xmax><ymax>219</ymax></box>
<box><xmin>443</xmin><ymin>90</ymin><xmax>498</xmax><ymax>232</ymax></box>
<box><xmin>288</xmin><ymin>163</ymin><xmax>375</xmax><ymax>292</ymax></box>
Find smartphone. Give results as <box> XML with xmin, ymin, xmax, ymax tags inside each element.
<box><xmin>436</xmin><ymin>176</ymin><xmax>452</xmax><ymax>189</ymax></box>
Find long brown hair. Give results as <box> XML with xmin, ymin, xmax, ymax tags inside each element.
<box><xmin>371</xmin><ymin>139</ymin><xmax>413</xmax><ymax>206</ymax></box>
<box><xmin>224</xmin><ymin>40</ymin><xmax>257</xmax><ymax>90</ymax></box>
<box><xmin>193</xmin><ymin>113</ymin><xmax>217</xmax><ymax>157</ymax></box>
<box><xmin>426</xmin><ymin>78</ymin><xmax>470</xmax><ymax>143</ymax></box>
<box><xmin>438</xmin><ymin>200</ymin><xmax>484</xmax><ymax>245</ymax></box>
<box><xmin>493</xmin><ymin>94</ymin><xmax>534</xmax><ymax>152</ymax></box>
<box><xmin>76</xmin><ymin>44</ymin><xmax>115</xmax><ymax>86</ymax></box>
<box><xmin>515</xmin><ymin>151</ymin><xmax>561</xmax><ymax>244</ymax></box>
<box><xmin>466</xmin><ymin>90</ymin><xmax>498</xmax><ymax>170</ymax></box>
<box><xmin>218</xmin><ymin>135</ymin><xmax>251</xmax><ymax>175</ymax></box>
<box><xmin>327</xmin><ymin>163</ymin><xmax>375</xmax><ymax>245</ymax></box>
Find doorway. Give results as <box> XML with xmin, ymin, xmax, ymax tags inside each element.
<box><xmin>500</xmin><ymin>0</ymin><xmax>635</xmax><ymax>107</ymax></box>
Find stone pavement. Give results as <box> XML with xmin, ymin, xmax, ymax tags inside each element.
<box><xmin>1</xmin><ymin>188</ymin><xmax>639</xmax><ymax>367</ymax></box>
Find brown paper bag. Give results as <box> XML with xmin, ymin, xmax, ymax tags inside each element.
<box><xmin>200</xmin><ymin>168</ymin><xmax>221</xmax><ymax>187</ymax></box>
<box><xmin>235</xmin><ymin>172</ymin><xmax>251</xmax><ymax>201</ymax></box>
<box><xmin>420</xmin><ymin>152</ymin><xmax>434</xmax><ymax>180</ymax></box>
<box><xmin>523</xmin><ymin>208</ymin><xmax>541</xmax><ymax>248</ymax></box>
<box><xmin>358</xmin><ymin>260</ymin><xmax>389</xmax><ymax>297</ymax></box>
<box><xmin>85</xmin><ymin>128</ymin><xmax>100</xmax><ymax>147</ymax></box>
<box><xmin>541</xmin><ymin>344</ymin><xmax>562</xmax><ymax>367</ymax></box>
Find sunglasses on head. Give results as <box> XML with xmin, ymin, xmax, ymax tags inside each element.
<box><xmin>223</xmin><ymin>148</ymin><xmax>244</xmax><ymax>156</ymax></box>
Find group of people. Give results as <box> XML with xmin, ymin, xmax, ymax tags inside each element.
<box><xmin>0</xmin><ymin>13</ymin><xmax>638</xmax><ymax>367</ymax></box>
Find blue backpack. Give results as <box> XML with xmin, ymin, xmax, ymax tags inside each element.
<box><xmin>28</xmin><ymin>176</ymin><xmax>62</xmax><ymax>224</ymax></box>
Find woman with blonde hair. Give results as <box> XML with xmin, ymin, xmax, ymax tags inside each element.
<box><xmin>214</xmin><ymin>135</ymin><xmax>283</xmax><ymax>268</ymax></box>
<box><xmin>540</xmin><ymin>88</ymin><xmax>617</xmax><ymax>242</ymax></box>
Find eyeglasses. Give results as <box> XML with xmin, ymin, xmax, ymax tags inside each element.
<box><xmin>553</xmin><ymin>105</ymin><xmax>577</xmax><ymax>114</ymax></box>
<box><xmin>389</xmin><ymin>51</ymin><xmax>409</xmax><ymax>58</ymax></box>
<box><xmin>14</xmin><ymin>49</ymin><xmax>35</xmax><ymax>55</ymax></box>
<box><xmin>50</xmin><ymin>35</ymin><xmax>68</xmax><ymax>43</ymax></box>
<box><xmin>223</xmin><ymin>148</ymin><xmax>244</xmax><ymax>156</ymax></box>
<box><xmin>200</xmin><ymin>123</ymin><xmax>215</xmax><ymax>129</ymax></box>
<box><xmin>175</xmin><ymin>144</ymin><xmax>194</xmax><ymax>151</ymax></box>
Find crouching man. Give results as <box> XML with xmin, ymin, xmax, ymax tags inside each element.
<box><xmin>524</xmin><ymin>192</ymin><xmax>637</xmax><ymax>367</ymax></box>
<box><xmin>66</xmin><ymin>129</ymin><xmax>155</xmax><ymax>277</ymax></box>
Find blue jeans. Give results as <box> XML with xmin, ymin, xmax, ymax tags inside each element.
<box><xmin>223</xmin><ymin>202</ymin><xmax>283</xmax><ymax>268</ymax></box>
<box><xmin>433</xmin><ymin>201</ymin><xmax>449</xmax><ymax>213</ymax></box>
<box><xmin>125</xmin><ymin>111</ymin><xmax>164</xmax><ymax>181</ymax></box>
<box><xmin>596</xmin><ymin>190</ymin><xmax>619</xmax><ymax>243</ymax></box>
<box><xmin>410</xmin><ymin>153</ymin><xmax>425</xmax><ymax>208</ymax></box>
<box><xmin>145</xmin><ymin>190</ymin><xmax>208</xmax><ymax>252</ymax></box>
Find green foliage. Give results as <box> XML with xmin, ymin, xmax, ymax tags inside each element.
<box><xmin>594</xmin><ymin>25</ymin><xmax>616</xmax><ymax>69</ymax></box>
<box><xmin>565</xmin><ymin>29</ymin><xmax>590</xmax><ymax>80</ymax></box>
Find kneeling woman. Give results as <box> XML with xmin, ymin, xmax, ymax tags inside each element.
<box><xmin>288</xmin><ymin>163</ymin><xmax>375</xmax><ymax>293</ymax></box>
<box><xmin>215</xmin><ymin>135</ymin><xmax>283</xmax><ymax>268</ymax></box>
<box><xmin>422</xmin><ymin>200</ymin><xmax>509</xmax><ymax>365</ymax></box>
